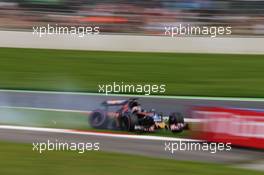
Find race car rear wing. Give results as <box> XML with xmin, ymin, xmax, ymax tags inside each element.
<box><xmin>101</xmin><ymin>98</ymin><xmax>139</xmax><ymax>106</ymax></box>
<box><xmin>102</xmin><ymin>100</ymin><xmax>128</xmax><ymax>106</ymax></box>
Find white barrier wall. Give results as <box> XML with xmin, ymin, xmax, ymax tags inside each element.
<box><xmin>0</xmin><ymin>31</ymin><xmax>264</xmax><ymax>54</ymax></box>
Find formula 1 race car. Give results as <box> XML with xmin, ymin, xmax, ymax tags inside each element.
<box><xmin>89</xmin><ymin>98</ymin><xmax>185</xmax><ymax>133</ymax></box>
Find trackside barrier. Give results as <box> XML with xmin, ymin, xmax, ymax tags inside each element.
<box><xmin>190</xmin><ymin>107</ymin><xmax>264</xmax><ymax>149</ymax></box>
<box><xmin>0</xmin><ymin>31</ymin><xmax>264</xmax><ymax>54</ymax></box>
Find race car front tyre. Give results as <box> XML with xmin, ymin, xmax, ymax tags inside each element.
<box><xmin>169</xmin><ymin>112</ymin><xmax>184</xmax><ymax>123</ymax></box>
<box><xmin>169</xmin><ymin>112</ymin><xmax>184</xmax><ymax>133</ymax></box>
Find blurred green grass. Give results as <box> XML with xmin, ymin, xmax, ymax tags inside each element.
<box><xmin>1</xmin><ymin>47</ymin><xmax>264</xmax><ymax>97</ymax></box>
<box><xmin>0</xmin><ymin>107</ymin><xmax>89</xmax><ymax>129</ymax></box>
<box><xmin>0</xmin><ymin>107</ymin><xmax>189</xmax><ymax>138</ymax></box>
<box><xmin>0</xmin><ymin>141</ymin><xmax>262</xmax><ymax>175</ymax></box>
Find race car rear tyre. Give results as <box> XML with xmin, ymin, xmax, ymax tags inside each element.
<box><xmin>120</xmin><ymin>114</ymin><xmax>138</xmax><ymax>131</ymax></box>
<box><xmin>89</xmin><ymin>110</ymin><xmax>108</xmax><ymax>129</ymax></box>
<box><xmin>129</xmin><ymin>114</ymin><xmax>139</xmax><ymax>131</ymax></box>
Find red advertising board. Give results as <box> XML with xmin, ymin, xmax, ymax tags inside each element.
<box><xmin>191</xmin><ymin>107</ymin><xmax>264</xmax><ymax>149</ymax></box>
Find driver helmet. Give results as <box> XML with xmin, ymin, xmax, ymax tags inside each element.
<box><xmin>131</xmin><ymin>105</ymin><xmax>142</xmax><ymax>113</ymax></box>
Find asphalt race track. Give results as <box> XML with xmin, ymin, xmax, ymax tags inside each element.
<box><xmin>0</xmin><ymin>90</ymin><xmax>263</xmax><ymax>166</ymax></box>
<box><xmin>0</xmin><ymin>128</ymin><xmax>263</xmax><ymax>165</ymax></box>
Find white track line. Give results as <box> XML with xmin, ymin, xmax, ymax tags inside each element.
<box><xmin>0</xmin><ymin>89</ymin><xmax>264</xmax><ymax>102</ymax></box>
<box><xmin>0</xmin><ymin>125</ymin><xmax>201</xmax><ymax>142</ymax></box>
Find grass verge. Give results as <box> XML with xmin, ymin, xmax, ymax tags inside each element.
<box><xmin>1</xmin><ymin>48</ymin><xmax>264</xmax><ymax>97</ymax></box>
<box><xmin>0</xmin><ymin>141</ymin><xmax>262</xmax><ymax>175</ymax></box>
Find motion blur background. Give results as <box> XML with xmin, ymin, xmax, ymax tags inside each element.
<box><xmin>0</xmin><ymin>0</ymin><xmax>264</xmax><ymax>36</ymax></box>
<box><xmin>0</xmin><ymin>1</ymin><xmax>263</xmax><ymax>175</ymax></box>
